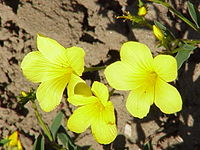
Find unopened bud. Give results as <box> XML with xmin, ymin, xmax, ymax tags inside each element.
<box><xmin>153</xmin><ymin>25</ymin><xmax>164</xmax><ymax>41</ymax></box>
<box><xmin>138</xmin><ymin>6</ymin><xmax>147</xmax><ymax>16</ymax></box>
<box><xmin>21</xmin><ymin>91</ymin><xmax>27</xmax><ymax>97</ymax></box>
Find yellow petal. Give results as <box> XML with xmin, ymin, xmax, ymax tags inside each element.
<box><xmin>91</xmin><ymin>81</ymin><xmax>108</xmax><ymax>106</ymax></box>
<box><xmin>102</xmin><ymin>101</ymin><xmax>115</xmax><ymax>124</ymax></box>
<box><xmin>74</xmin><ymin>82</ymin><xmax>92</xmax><ymax>96</ymax></box>
<box><xmin>65</xmin><ymin>47</ymin><xmax>85</xmax><ymax>76</ymax></box>
<box><xmin>67</xmin><ymin>74</ymin><xmax>85</xmax><ymax>97</ymax></box>
<box><xmin>36</xmin><ymin>74</ymin><xmax>70</xmax><ymax>112</ymax></box>
<box><xmin>68</xmin><ymin>95</ymin><xmax>97</xmax><ymax>106</ymax></box>
<box><xmin>105</xmin><ymin>61</ymin><xmax>144</xmax><ymax>90</ymax></box>
<box><xmin>17</xmin><ymin>140</ymin><xmax>23</xmax><ymax>150</ymax></box>
<box><xmin>155</xmin><ymin>78</ymin><xmax>182</xmax><ymax>114</ymax></box>
<box><xmin>8</xmin><ymin>131</ymin><xmax>18</xmax><ymax>146</ymax></box>
<box><xmin>21</xmin><ymin>51</ymin><xmax>70</xmax><ymax>83</ymax></box>
<box><xmin>126</xmin><ymin>86</ymin><xmax>154</xmax><ymax>118</ymax></box>
<box><xmin>154</xmin><ymin>55</ymin><xmax>177</xmax><ymax>82</ymax></box>
<box><xmin>67</xmin><ymin>104</ymin><xmax>96</xmax><ymax>133</ymax></box>
<box><xmin>91</xmin><ymin>117</ymin><xmax>117</xmax><ymax>144</ymax></box>
<box><xmin>120</xmin><ymin>41</ymin><xmax>154</xmax><ymax>72</ymax></box>
<box><xmin>37</xmin><ymin>34</ymin><xmax>66</xmax><ymax>64</ymax></box>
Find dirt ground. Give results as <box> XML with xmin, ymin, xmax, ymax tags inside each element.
<box><xmin>0</xmin><ymin>0</ymin><xmax>200</xmax><ymax>150</ymax></box>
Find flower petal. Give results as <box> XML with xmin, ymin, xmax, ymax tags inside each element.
<box><xmin>66</xmin><ymin>47</ymin><xmax>85</xmax><ymax>76</ymax></box>
<box><xmin>105</xmin><ymin>61</ymin><xmax>144</xmax><ymax>90</ymax></box>
<box><xmin>67</xmin><ymin>104</ymin><xmax>96</xmax><ymax>133</ymax></box>
<box><xmin>155</xmin><ymin>78</ymin><xmax>182</xmax><ymax>114</ymax></box>
<box><xmin>91</xmin><ymin>117</ymin><xmax>117</xmax><ymax>144</ymax></box>
<box><xmin>154</xmin><ymin>55</ymin><xmax>177</xmax><ymax>82</ymax></box>
<box><xmin>21</xmin><ymin>51</ymin><xmax>70</xmax><ymax>83</ymax></box>
<box><xmin>102</xmin><ymin>101</ymin><xmax>115</xmax><ymax>124</ymax></box>
<box><xmin>36</xmin><ymin>74</ymin><xmax>70</xmax><ymax>112</ymax></box>
<box><xmin>126</xmin><ymin>87</ymin><xmax>154</xmax><ymax>118</ymax></box>
<box><xmin>8</xmin><ymin>131</ymin><xmax>18</xmax><ymax>146</ymax></box>
<box><xmin>67</xmin><ymin>74</ymin><xmax>85</xmax><ymax>97</ymax></box>
<box><xmin>68</xmin><ymin>95</ymin><xmax>98</xmax><ymax>106</ymax></box>
<box><xmin>91</xmin><ymin>81</ymin><xmax>108</xmax><ymax>106</ymax></box>
<box><xmin>120</xmin><ymin>41</ymin><xmax>154</xmax><ymax>71</ymax></box>
<box><xmin>37</xmin><ymin>34</ymin><xmax>66</xmax><ymax>64</ymax></box>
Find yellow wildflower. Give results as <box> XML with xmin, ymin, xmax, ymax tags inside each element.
<box><xmin>153</xmin><ymin>25</ymin><xmax>164</xmax><ymax>41</ymax></box>
<box><xmin>138</xmin><ymin>6</ymin><xmax>147</xmax><ymax>16</ymax></box>
<box><xmin>104</xmin><ymin>41</ymin><xmax>182</xmax><ymax>118</ymax></box>
<box><xmin>67</xmin><ymin>77</ymin><xmax>117</xmax><ymax>144</ymax></box>
<box><xmin>21</xmin><ymin>34</ymin><xmax>85</xmax><ymax>112</ymax></box>
<box><xmin>7</xmin><ymin>131</ymin><xmax>23</xmax><ymax>150</ymax></box>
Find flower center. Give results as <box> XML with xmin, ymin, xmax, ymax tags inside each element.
<box><xmin>96</xmin><ymin>101</ymin><xmax>105</xmax><ymax>112</ymax></box>
<box><xmin>147</xmin><ymin>71</ymin><xmax>158</xmax><ymax>86</ymax></box>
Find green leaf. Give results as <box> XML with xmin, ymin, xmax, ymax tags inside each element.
<box><xmin>142</xmin><ymin>140</ymin><xmax>153</xmax><ymax>150</ymax></box>
<box><xmin>57</xmin><ymin>125</ymin><xmax>79</xmax><ymax>150</ymax></box>
<box><xmin>175</xmin><ymin>44</ymin><xmax>197</xmax><ymax>69</ymax></box>
<box><xmin>33</xmin><ymin>135</ymin><xmax>45</xmax><ymax>150</ymax></box>
<box><xmin>188</xmin><ymin>1</ymin><xmax>200</xmax><ymax>28</ymax></box>
<box><xmin>0</xmin><ymin>139</ymin><xmax>10</xmax><ymax>146</ymax></box>
<box><xmin>50</xmin><ymin>111</ymin><xmax>64</xmax><ymax>140</ymax></box>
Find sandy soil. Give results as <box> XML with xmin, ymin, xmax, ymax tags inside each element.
<box><xmin>0</xmin><ymin>0</ymin><xmax>200</xmax><ymax>150</ymax></box>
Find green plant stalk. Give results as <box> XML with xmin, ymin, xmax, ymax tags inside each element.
<box><xmin>32</xmin><ymin>101</ymin><xmax>67</xmax><ymax>150</ymax></box>
<box><xmin>148</xmin><ymin>0</ymin><xmax>200</xmax><ymax>32</ymax></box>
<box><xmin>181</xmin><ymin>39</ymin><xmax>200</xmax><ymax>45</ymax></box>
<box><xmin>32</xmin><ymin>101</ymin><xmax>54</xmax><ymax>142</ymax></box>
<box><xmin>84</xmin><ymin>66</ymin><xmax>106</xmax><ymax>72</ymax></box>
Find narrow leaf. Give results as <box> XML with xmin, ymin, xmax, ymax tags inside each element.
<box><xmin>143</xmin><ymin>140</ymin><xmax>153</xmax><ymax>150</ymax></box>
<box><xmin>50</xmin><ymin>111</ymin><xmax>64</xmax><ymax>139</ymax></box>
<box><xmin>175</xmin><ymin>44</ymin><xmax>197</xmax><ymax>69</ymax></box>
<box><xmin>188</xmin><ymin>1</ymin><xmax>200</xmax><ymax>28</ymax></box>
<box><xmin>0</xmin><ymin>139</ymin><xmax>10</xmax><ymax>146</ymax></box>
<box><xmin>33</xmin><ymin>135</ymin><xmax>45</xmax><ymax>150</ymax></box>
<box><xmin>57</xmin><ymin>125</ymin><xmax>79</xmax><ymax>150</ymax></box>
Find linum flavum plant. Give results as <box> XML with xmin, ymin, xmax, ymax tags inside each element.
<box><xmin>3</xmin><ymin>0</ymin><xmax>200</xmax><ymax>149</ymax></box>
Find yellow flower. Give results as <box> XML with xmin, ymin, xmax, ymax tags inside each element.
<box><xmin>104</xmin><ymin>41</ymin><xmax>182</xmax><ymax>119</ymax></box>
<box><xmin>7</xmin><ymin>131</ymin><xmax>23</xmax><ymax>150</ymax></box>
<box><xmin>21</xmin><ymin>34</ymin><xmax>85</xmax><ymax>112</ymax></box>
<box><xmin>138</xmin><ymin>6</ymin><xmax>147</xmax><ymax>16</ymax></box>
<box><xmin>153</xmin><ymin>25</ymin><xmax>164</xmax><ymax>41</ymax></box>
<box><xmin>66</xmin><ymin>77</ymin><xmax>117</xmax><ymax>144</ymax></box>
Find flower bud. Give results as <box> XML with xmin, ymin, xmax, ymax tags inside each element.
<box><xmin>21</xmin><ymin>91</ymin><xmax>27</xmax><ymax>97</ymax></box>
<box><xmin>138</xmin><ymin>6</ymin><xmax>147</xmax><ymax>16</ymax></box>
<box><xmin>153</xmin><ymin>25</ymin><xmax>164</xmax><ymax>41</ymax></box>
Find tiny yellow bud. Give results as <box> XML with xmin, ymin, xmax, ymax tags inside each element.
<box><xmin>21</xmin><ymin>91</ymin><xmax>27</xmax><ymax>97</ymax></box>
<box><xmin>138</xmin><ymin>6</ymin><xmax>147</xmax><ymax>16</ymax></box>
<box><xmin>153</xmin><ymin>25</ymin><xmax>164</xmax><ymax>41</ymax></box>
<box><xmin>7</xmin><ymin>131</ymin><xmax>23</xmax><ymax>150</ymax></box>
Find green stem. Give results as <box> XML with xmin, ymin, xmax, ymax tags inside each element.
<box><xmin>109</xmin><ymin>88</ymin><xmax>115</xmax><ymax>97</ymax></box>
<box><xmin>32</xmin><ymin>101</ymin><xmax>54</xmax><ymax>142</ymax></box>
<box><xmin>84</xmin><ymin>66</ymin><xmax>106</xmax><ymax>72</ymax></box>
<box><xmin>148</xmin><ymin>0</ymin><xmax>200</xmax><ymax>32</ymax></box>
<box><xmin>32</xmin><ymin>101</ymin><xmax>67</xmax><ymax>150</ymax></box>
<box><xmin>181</xmin><ymin>39</ymin><xmax>200</xmax><ymax>45</ymax></box>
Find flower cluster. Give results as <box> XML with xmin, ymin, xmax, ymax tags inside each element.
<box><xmin>21</xmin><ymin>34</ymin><xmax>182</xmax><ymax>144</ymax></box>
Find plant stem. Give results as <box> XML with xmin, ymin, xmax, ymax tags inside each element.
<box><xmin>148</xmin><ymin>0</ymin><xmax>200</xmax><ymax>32</ymax></box>
<box><xmin>181</xmin><ymin>39</ymin><xmax>200</xmax><ymax>45</ymax></box>
<box><xmin>32</xmin><ymin>101</ymin><xmax>67</xmax><ymax>150</ymax></box>
<box><xmin>84</xmin><ymin>66</ymin><xmax>106</xmax><ymax>72</ymax></box>
<box><xmin>31</xmin><ymin>101</ymin><xmax>54</xmax><ymax>142</ymax></box>
<box><xmin>109</xmin><ymin>88</ymin><xmax>115</xmax><ymax>97</ymax></box>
